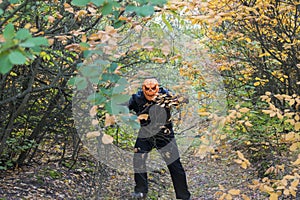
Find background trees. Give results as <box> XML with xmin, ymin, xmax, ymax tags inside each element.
<box><xmin>1</xmin><ymin>0</ymin><xmax>299</xmax><ymax>199</ymax></box>
<box><xmin>0</xmin><ymin>0</ymin><xmax>167</xmax><ymax>169</ymax></box>
<box><xmin>175</xmin><ymin>0</ymin><xmax>300</xmax><ymax>199</ymax></box>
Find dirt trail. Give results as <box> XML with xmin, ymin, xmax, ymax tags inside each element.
<box><xmin>98</xmin><ymin>147</ymin><xmax>267</xmax><ymax>200</ymax></box>
<box><xmin>0</xmin><ymin>147</ymin><xmax>267</xmax><ymax>200</ymax></box>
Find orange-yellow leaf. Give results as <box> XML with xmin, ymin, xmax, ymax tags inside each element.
<box><xmin>290</xmin><ymin>143</ymin><xmax>299</xmax><ymax>152</ymax></box>
<box><xmin>263</xmin><ymin>185</ymin><xmax>274</xmax><ymax>193</ymax></box>
<box><xmin>269</xmin><ymin>193</ymin><xmax>278</xmax><ymax>200</ymax></box>
<box><xmin>228</xmin><ymin>189</ymin><xmax>240</xmax><ymax>195</ymax></box>
<box><xmin>239</xmin><ymin>107</ymin><xmax>250</xmax><ymax>113</ymax></box>
<box><xmin>86</xmin><ymin>131</ymin><xmax>100</xmax><ymax>139</ymax></box>
<box><xmin>225</xmin><ymin>193</ymin><xmax>233</xmax><ymax>200</ymax></box>
<box><xmin>241</xmin><ymin>162</ymin><xmax>248</xmax><ymax>169</ymax></box>
<box><xmin>292</xmin><ymin>158</ymin><xmax>300</xmax><ymax>165</ymax></box>
<box><xmin>237</xmin><ymin>151</ymin><xmax>245</xmax><ymax>160</ymax></box>
<box><xmin>138</xmin><ymin>114</ymin><xmax>149</xmax><ymax>121</ymax></box>
<box><xmin>283</xmin><ymin>189</ymin><xmax>290</xmax><ymax>196</ymax></box>
<box><xmin>291</xmin><ymin>179</ymin><xmax>299</xmax><ymax>188</ymax></box>
<box><xmin>290</xmin><ymin>188</ymin><xmax>296</xmax><ymax>197</ymax></box>
<box><xmin>219</xmin><ymin>184</ymin><xmax>225</xmax><ymax>190</ymax></box>
<box><xmin>105</xmin><ymin>113</ymin><xmax>116</xmax><ymax>127</ymax></box>
<box><xmin>92</xmin><ymin>119</ymin><xmax>98</xmax><ymax>126</ymax></box>
<box><xmin>295</xmin><ymin>122</ymin><xmax>300</xmax><ymax>131</ymax></box>
<box><xmin>102</xmin><ymin>133</ymin><xmax>114</xmax><ymax>144</ymax></box>
<box><xmin>234</xmin><ymin>159</ymin><xmax>243</xmax><ymax>164</ymax></box>
<box><xmin>245</xmin><ymin>121</ymin><xmax>253</xmax><ymax>127</ymax></box>
<box><xmin>242</xmin><ymin>194</ymin><xmax>250</xmax><ymax>200</ymax></box>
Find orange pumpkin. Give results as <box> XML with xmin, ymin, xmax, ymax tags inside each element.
<box><xmin>142</xmin><ymin>78</ymin><xmax>159</xmax><ymax>101</ymax></box>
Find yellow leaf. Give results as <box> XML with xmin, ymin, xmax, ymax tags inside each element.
<box><xmin>237</xmin><ymin>151</ymin><xmax>245</xmax><ymax>160</ymax></box>
<box><xmin>290</xmin><ymin>142</ymin><xmax>299</xmax><ymax>152</ymax></box>
<box><xmin>24</xmin><ymin>23</ymin><xmax>31</xmax><ymax>29</ymax></box>
<box><xmin>292</xmin><ymin>158</ymin><xmax>300</xmax><ymax>165</ymax></box>
<box><xmin>277</xmin><ymin>112</ymin><xmax>283</xmax><ymax>120</ymax></box>
<box><xmin>102</xmin><ymin>133</ymin><xmax>114</xmax><ymax>144</ymax></box>
<box><xmin>290</xmin><ymin>188</ymin><xmax>296</xmax><ymax>197</ymax></box>
<box><xmin>225</xmin><ymin>194</ymin><xmax>233</xmax><ymax>200</ymax></box>
<box><xmin>219</xmin><ymin>184</ymin><xmax>225</xmax><ymax>190</ymax></box>
<box><xmin>252</xmin><ymin>179</ymin><xmax>260</xmax><ymax>185</ymax></box>
<box><xmin>289</xmin><ymin>99</ymin><xmax>296</xmax><ymax>106</ymax></box>
<box><xmin>105</xmin><ymin>113</ymin><xmax>116</xmax><ymax>127</ymax></box>
<box><xmin>245</xmin><ymin>121</ymin><xmax>253</xmax><ymax>127</ymax></box>
<box><xmin>239</xmin><ymin>107</ymin><xmax>250</xmax><ymax>113</ymax></box>
<box><xmin>281</xmin><ymin>179</ymin><xmax>288</xmax><ymax>186</ymax></box>
<box><xmin>92</xmin><ymin>119</ymin><xmax>98</xmax><ymax>126</ymax></box>
<box><xmin>138</xmin><ymin>114</ymin><xmax>149</xmax><ymax>121</ymax></box>
<box><xmin>263</xmin><ymin>185</ymin><xmax>274</xmax><ymax>193</ymax></box>
<box><xmin>228</xmin><ymin>189</ymin><xmax>240</xmax><ymax>195</ymax></box>
<box><xmin>283</xmin><ymin>189</ymin><xmax>289</xmax><ymax>196</ymax></box>
<box><xmin>30</xmin><ymin>27</ymin><xmax>38</xmax><ymax>33</ymax></box>
<box><xmin>295</xmin><ymin>122</ymin><xmax>300</xmax><ymax>131</ymax></box>
<box><xmin>242</xmin><ymin>194</ymin><xmax>250</xmax><ymax>200</ymax></box>
<box><xmin>259</xmin><ymin>52</ymin><xmax>271</xmax><ymax>57</ymax></box>
<box><xmin>199</xmin><ymin>112</ymin><xmax>211</xmax><ymax>116</ymax></box>
<box><xmin>241</xmin><ymin>162</ymin><xmax>248</xmax><ymax>169</ymax></box>
<box><xmin>284</xmin><ymin>175</ymin><xmax>295</xmax><ymax>180</ymax></box>
<box><xmin>234</xmin><ymin>159</ymin><xmax>243</xmax><ymax>164</ymax></box>
<box><xmin>285</xmin><ymin>119</ymin><xmax>295</xmax><ymax>125</ymax></box>
<box><xmin>291</xmin><ymin>179</ymin><xmax>299</xmax><ymax>188</ymax></box>
<box><xmin>245</xmin><ymin>37</ymin><xmax>251</xmax><ymax>43</ymax></box>
<box><xmin>269</xmin><ymin>193</ymin><xmax>278</xmax><ymax>200</ymax></box>
<box><xmin>276</xmin><ymin>186</ymin><xmax>285</xmax><ymax>190</ymax></box>
<box><xmin>262</xmin><ymin>110</ymin><xmax>273</xmax><ymax>114</ymax></box>
<box><xmin>86</xmin><ymin>131</ymin><xmax>100</xmax><ymax>139</ymax></box>
<box><xmin>89</xmin><ymin>105</ymin><xmax>98</xmax><ymax>117</ymax></box>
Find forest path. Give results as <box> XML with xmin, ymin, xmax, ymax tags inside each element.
<box><xmin>0</xmin><ymin>147</ymin><xmax>267</xmax><ymax>200</ymax></box>
<box><xmin>98</xmin><ymin>146</ymin><xmax>267</xmax><ymax>200</ymax></box>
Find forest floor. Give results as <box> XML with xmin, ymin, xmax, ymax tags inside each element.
<box><xmin>0</xmin><ymin>144</ymin><xmax>269</xmax><ymax>200</ymax></box>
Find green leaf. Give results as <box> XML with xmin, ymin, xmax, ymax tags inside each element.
<box><xmin>79</xmin><ymin>42</ymin><xmax>90</xmax><ymax>49</ymax></box>
<box><xmin>3</xmin><ymin>23</ymin><xmax>15</xmax><ymax>41</ymax></box>
<box><xmin>16</xmin><ymin>29</ymin><xmax>32</xmax><ymax>40</ymax></box>
<box><xmin>80</xmin><ymin>64</ymin><xmax>102</xmax><ymax>78</ymax></box>
<box><xmin>150</xmin><ymin>0</ymin><xmax>167</xmax><ymax>6</ymax></box>
<box><xmin>68</xmin><ymin>77</ymin><xmax>76</xmax><ymax>86</ymax></box>
<box><xmin>8</xmin><ymin>51</ymin><xmax>27</xmax><ymax>65</ymax></box>
<box><xmin>125</xmin><ymin>5</ymin><xmax>137</xmax><ymax>12</ymax></box>
<box><xmin>101</xmin><ymin>73</ymin><xmax>120</xmax><ymax>83</ymax></box>
<box><xmin>113</xmin><ymin>20</ymin><xmax>125</xmax><ymax>29</ymax></box>
<box><xmin>112</xmin><ymin>104</ymin><xmax>129</xmax><ymax>114</ymax></box>
<box><xmin>74</xmin><ymin>76</ymin><xmax>88</xmax><ymax>90</ymax></box>
<box><xmin>162</xmin><ymin>13</ymin><xmax>173</xmax><ymax>31</ymax></box>
<box><xmin>9</xmin><ymin>0</ymin><xmax>20</xmax><ymax>3</ymax></box>
<box><xmin>0</xmin><ymin>9</ymin><xmax>3</xmax><ymax>15</ymax></box>
<box><xmin>101</xmin><ymin>2</ymin><xmax>113</xmax><ymax>15</ymax></box>
<box><xmin>113</xmin><ymin>77</ymin><xmax>128</xmax><ymax>93</ymax></box>
<box><xmin>111</xmin><ymin>94</ymin><xmax>130</xmax><ymax>104</ymax></box>
<box><xmin>91</xmin><ymin>0</ymin><xmax>104</xmax><ymax>7</ymax></box>
<box><xmin>71</xmin><ymin>0</ymin><xmax>90</xmax><ymax>6</ymax></box>
<box><xmin>30</xmin><ymin>37</ymin><xmax>49</xmax><ymax>46</ymax></box>
<box><xmin>136</xmin><ymin>0</ymin><xmax>147</xmax><ymax>4</ymax></box>
<box><xmin>20</xmin><ymin>37</ymin><xmax>48</xmax><ymax>47</ymax></box>
<box><xmin>136</xmin><ymin>5</ymin><xmax>154</xmax><ymax>17</ymax></box>
<box><xmin>108</xmin><ymin>62</ymin><xmax>118</xmax><ymax>73</ymax></box>
<box><xmin>87</xmin><ymin>93</ymin><xmax>106</xmax><ymax>104</ymax></box>
<box><xmin>0</xmin><ymin>52</ymin><xmax>13</xmax><ymax>74</ymax></box>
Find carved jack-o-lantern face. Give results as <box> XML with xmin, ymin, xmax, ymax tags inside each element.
<box><xmin>142</xmin><ymin>78</ymin><xmax>159</xmax><ymax>101</ymax></box>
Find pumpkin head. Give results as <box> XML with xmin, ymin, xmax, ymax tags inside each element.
<box><xmin>142</xmin><ymin>78</ymin><xmax>159</xmax><ymax>101</ymax></box>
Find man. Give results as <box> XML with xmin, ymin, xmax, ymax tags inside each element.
<box><xmin>128</xmin><ymin>78</ymin><xmax>191</xmax><ymax>200</ymax></box>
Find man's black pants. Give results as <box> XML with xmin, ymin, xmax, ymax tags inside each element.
<box><xmin>133</xmin><ymin>133</ymin><xmax>191</xmax><ymax>199</ymax></box>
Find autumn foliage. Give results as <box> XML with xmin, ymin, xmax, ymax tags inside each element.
<box><xmin>0</xmin><ymin>0</ymin><xmax>300</xmax><ymax>199</ymax></box>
